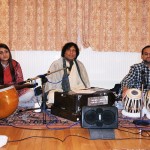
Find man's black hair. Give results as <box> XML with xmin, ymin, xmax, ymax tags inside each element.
<box><xmin>61</xmin><ymin>42</ymin><xmax>79</xmax><ymax>59</ymax></box>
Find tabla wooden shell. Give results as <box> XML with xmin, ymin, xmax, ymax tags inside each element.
<box><xmin>0</xmin><ymin>86</ymin><xmax>19</xmax><ymax>119</ymax></box>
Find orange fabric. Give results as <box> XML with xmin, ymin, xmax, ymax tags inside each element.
<box><xmin>0</xmin><ymin>0</ymin><xmax>150</xmax><ymax>52</ymax></box>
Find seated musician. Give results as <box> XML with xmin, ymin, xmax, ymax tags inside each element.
<box><xmin>0</xmin><ymin>43</ymin><xmax>36</xmax><ymax>107</ymax></box>
<box><xmin>120</xmin><ymin>45</ymin><xmax>150</xmax><ymax>98</ymax></box>
<box><xmin>45</xmin><ymin>42</ymin><xmax>90</xmax><ymax>105</ymax></box>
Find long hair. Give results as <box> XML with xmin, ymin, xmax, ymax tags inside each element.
<box><xmin>0</xmin><ymin>43</ymin><xmax>17</xmax><ymax>84</ymax></box>
<box><xmin>61</xmin><ymin>42</ymin><xmax>79</xmax><ymax>59</ymax></box>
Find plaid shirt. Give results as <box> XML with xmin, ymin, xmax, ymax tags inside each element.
<box><xmin>121</xmin><ymin>61</ymin><xmax>150</xmax><ymax>93</ymax></box>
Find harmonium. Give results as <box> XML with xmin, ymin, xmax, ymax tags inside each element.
<box><xmin>51</xmin><ymin>87</ymin><xmax>116</xmax><ymax>122</ymax></box>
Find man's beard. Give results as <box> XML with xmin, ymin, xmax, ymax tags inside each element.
<box><xmin>144</xmin><ymin>60</ymin><xmax>150</xmax><ymax>65</ymax></box>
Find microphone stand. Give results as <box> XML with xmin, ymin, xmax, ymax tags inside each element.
<box><xmin>38</xmin><ymin>75</ymin><xmax>48</xmax><ymax>124</ymax></box>
<box><xmin>133</xmin><ymin>73</ymin><xmax>149</xmax><ymax>131</ymax></box>
<box><xmin>18</xmin><ymin>67</ymin><xmax>67</xmax><ymax>124</ymax></box>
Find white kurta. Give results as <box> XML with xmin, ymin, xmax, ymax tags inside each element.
<box><xmin>45</xmin><ymin>57</ymin><xmax>90</xmax><ymax>104</ymax></box>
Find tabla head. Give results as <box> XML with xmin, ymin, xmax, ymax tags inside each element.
<box><xmin>125</xmin><ymin>88</ymin><xmax>141</xmax><ymax>99</ymax></box>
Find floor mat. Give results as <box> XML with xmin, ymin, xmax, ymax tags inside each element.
<box><xmin>0</xmin><ymin>108</ymin><xmax>150</xmax><ymax>130</ymax></box>
<box><xmin>0</xmin><ymin>107</ymin><xmax>80</xmax><ymax>129</ymax></box>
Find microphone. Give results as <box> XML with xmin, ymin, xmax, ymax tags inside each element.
<box><xmin>37</xmin><ymin>67</ymin><xmax>69</xmax><ymax>78</ymax></box>
<box><xmin>19</xmin><ymin>68</ymin><xmax>68</xmax><ymax>84</ymax></box>
<box><xmin>141</xmin><ymin>70</ymin><xmax>145</xmax><ymax>85</ymax></box>
<box><xmin>141</xmin><ymin>70</ymin><xmax>147</xmax><ymax>89</ymax></box>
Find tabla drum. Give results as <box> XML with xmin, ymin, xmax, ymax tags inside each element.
<box><xmin>122</xmin><ymin>88</ymin><xmax>142</xmax><ymax>118</ymax></box>
<box><xmin>0</xmin><ymin>86</ymin><xmax>19</xmax><ymax>119</ymax></box>
<box><xmin>144</xmin><ymin>90</ymin><xmax>150</xmax><ymax>112</ymax></box>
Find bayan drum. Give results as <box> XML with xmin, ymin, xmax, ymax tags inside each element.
<box><xmin>144</xmin><ymin>90</ymin><xmax>150</xmax><ymax>112</ymax></box>
<box><xmin>0</xmin><ymin>86</ymin><xmax>19</xmax><ymax>119</ymax></box>
<box><xmin>122</xmin><ymin>88</ymin><xmax>142</xmax><ymax>118</ymax></box>
<box><xmin>144</xmin><ymin>91</ymin><xmax>150</xmax><ymax>119</ymax></box>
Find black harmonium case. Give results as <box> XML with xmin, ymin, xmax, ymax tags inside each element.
<box><xmin>51</xmin><ymin>88</ymin><xmax>116</xmax><ymax>122</ymax></box>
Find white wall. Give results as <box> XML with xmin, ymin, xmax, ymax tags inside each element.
<box><xmin>12</xmin><ymin>47</ymin><xmax>141</xmax><ymax>89</ymax></box>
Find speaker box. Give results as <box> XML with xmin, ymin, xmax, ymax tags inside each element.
<box><xmin>81</xmin><ymin>106</ymin><xmax>118</xmax><ymax>129</ymax></box>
